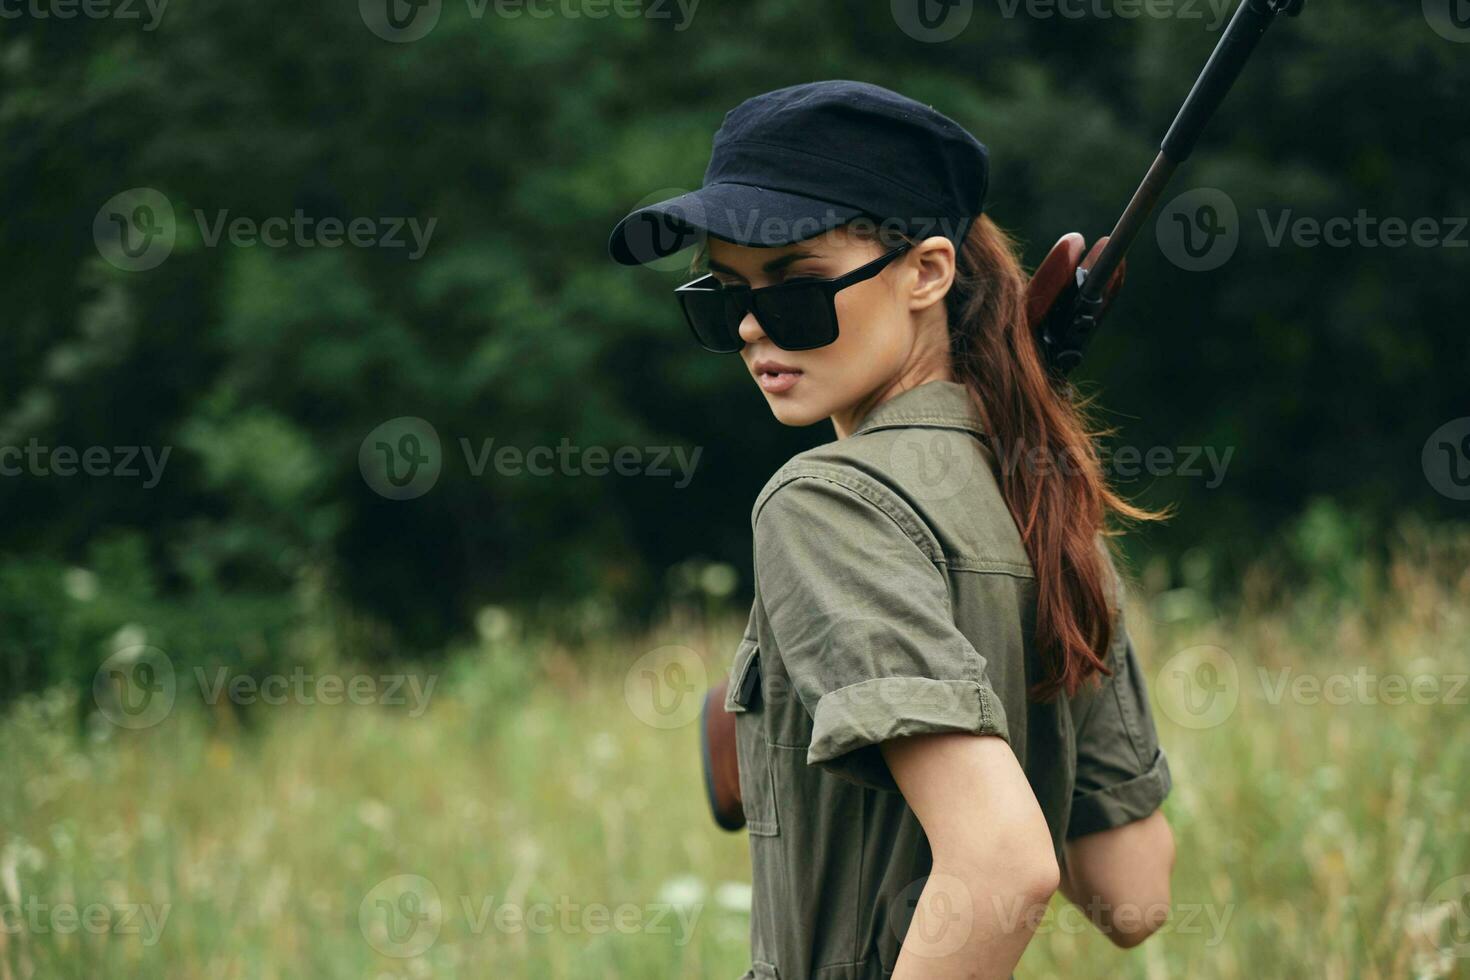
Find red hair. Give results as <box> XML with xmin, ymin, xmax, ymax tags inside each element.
<box><xmin>948</xmin><ymin>215</ymin><xmax>1170</xmax><ymax>699</ymax></box>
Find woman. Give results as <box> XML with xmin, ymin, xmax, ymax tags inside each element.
<box><xmin>609</xmin><ymin>80</ymin><xmax>1176</xmax><ymax>980</ymax></box>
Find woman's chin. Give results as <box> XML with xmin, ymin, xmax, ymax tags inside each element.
<box><xmin>764</xmin><ymin>395</ymin><xmax>829</xmax><ymax>428</ymax></box>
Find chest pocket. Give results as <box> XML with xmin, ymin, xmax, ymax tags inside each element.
<box><xmin>725</xmin><ymin>637</ymin><xmax>781</xmax><ymax>837</ymax></box>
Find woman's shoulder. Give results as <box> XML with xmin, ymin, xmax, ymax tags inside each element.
<box><xmin>751</xmin><ymin>427</ymin><xmax>1031</xmax><ymax>575</ymax></box>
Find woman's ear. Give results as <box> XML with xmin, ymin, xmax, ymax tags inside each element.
<box><xmin>907</xmin><ymin>236</ymin><xmax>957</xmax><ymax>314</ymax></box>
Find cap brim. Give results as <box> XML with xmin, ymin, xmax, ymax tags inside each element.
<box><xmin>607</xmin><ymin>183</ymin><xmax>865</xmax><ymax>266</ymax></box>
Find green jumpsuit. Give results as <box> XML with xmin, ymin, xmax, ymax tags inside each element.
<box><xmin>729</xmin><ymin>379</ymin><xmax>1172</xmax><ymax>979</ymax></box>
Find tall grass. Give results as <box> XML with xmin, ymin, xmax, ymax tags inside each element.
<box><xmin>1</xmin><ymin>525</ymin><xmax>1467</xmax><ymax>979</ymax></box>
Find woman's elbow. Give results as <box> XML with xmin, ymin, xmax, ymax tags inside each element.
<box><xmin>1105</xmin><ymin>817</ymin><xmax>1176</xmax><ymax>948</ymax></box>
<box><xmin>1106</xmin><ymin>893</ymin><xmax>1171</xmax><ymax>949</ymax></box>
<box><xmin>1062</xmin><ymin>810</ymin><xmax>1176</xmax><ymax>948</ymax></box>
<box><xmin>939</xmin><ymin>829</ymin><xmax>1061</xmax><ymax>909</ymax></box>
<box><xmin>1026</xmin><ymin>847</ymin><xmax>1063</xmax><ymax>905</ymax></box>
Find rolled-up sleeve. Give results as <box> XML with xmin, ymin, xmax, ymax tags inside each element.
<box><xmin>753</xmin><ymin>472</ymin><xmax>1009</xmax><ymax>791</ymax></box>
<box><xmin>1067</xmin><ymin>593</ymin><xmax>1173</xmax><ymax>838</ymax></box>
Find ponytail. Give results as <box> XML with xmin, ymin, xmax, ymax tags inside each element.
<box><xmin>942</xmin><ymin>215</ymin><xmax>1168</xmax><ymax>701</ymax></box>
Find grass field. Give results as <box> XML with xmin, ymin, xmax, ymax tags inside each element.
<box><xmin>2</xmin><ymin>526</ymin><xmax>1468</xmax><ymax>979</ymax></box>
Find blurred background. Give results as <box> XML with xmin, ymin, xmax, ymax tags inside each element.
<box><xmin>1</xmin><ymin>0</ymin><xmax>1467</xmax><ymax>977</ymax></box>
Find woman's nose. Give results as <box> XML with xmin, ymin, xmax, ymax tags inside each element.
<box><xmin>737</xmin><ymin>311</ymin><xmax>767</xmax><ymax>345</ymax></box>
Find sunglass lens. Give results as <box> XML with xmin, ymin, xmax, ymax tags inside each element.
<box><xmin>754</xmin><ymin>285</ymin><xmax>838</xmax><ymax>351</ymax></box>
<box><xmin>680</xmin><ymin>288</ymin><xmax>745</xmax><ymax>353</ymax></box>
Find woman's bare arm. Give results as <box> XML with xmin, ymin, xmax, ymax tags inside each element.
<box><xmin>881</xmin><ymin>733</ymin><xmax>1060</xmax><ymax>980</ymax></box>
<box><xmin>1060</xmin><ymin>809</ymin><xmax>1176</xmax><ymax>947</ymax></box>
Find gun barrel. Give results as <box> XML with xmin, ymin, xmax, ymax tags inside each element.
<box><xmin>1161</xmin><ymin>0</ymin><xmax>1284</xmax><ymax>164</ymax></box>
<box><xmin>1078</xmin><ymin>152</ymin><xmax>1176</xmax><ymax>304</ymax></box>
<box><xmin>1076</xmin><ymin>0</ymin><xmax>1296</xmax><ymax>308</ymax></box>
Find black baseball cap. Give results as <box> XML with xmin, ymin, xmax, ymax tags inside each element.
<box><xmin>607</xmin><ymin>79</ymin><xmax>989</xmax><ymax>266</ymax></box>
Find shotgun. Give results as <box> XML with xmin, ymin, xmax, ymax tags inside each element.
<box><xmin>700</xmin><ymin>0</ymin><xmax>1306</xmax><ymax>831</ymax></box>
<box><xmin>1036</xmin><ymin>0</ymin><xmax>1306</xmax><ymax>377</ymax></box>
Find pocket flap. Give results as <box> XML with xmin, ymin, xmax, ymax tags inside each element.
<box><xmin>725</xmin><ymin>637</ymin><xmax>761</xmax><ymax>713</ymax></box>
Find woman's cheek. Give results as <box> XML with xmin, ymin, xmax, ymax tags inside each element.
<box><xmin>845</xmin><ymin>311</ymin><xmax>907</xmax><ymax>382</ymax></box>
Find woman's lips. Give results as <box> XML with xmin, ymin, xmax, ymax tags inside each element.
<box><xmin>753</xmin><ymin>361</ymin><xmax>803</xmax><ymax>394</ymax></box>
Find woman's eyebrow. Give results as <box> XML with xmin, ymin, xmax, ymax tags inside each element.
<box><xmin>707</xmin><ymin>250</ymin><xmax>823</xmax><ymax>278</ymax></box>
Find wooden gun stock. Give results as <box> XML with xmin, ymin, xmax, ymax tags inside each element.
<box><xmin>701</xmin><ymin>680</ymin><xmax>744</xmax><ymax>830</ymax></box>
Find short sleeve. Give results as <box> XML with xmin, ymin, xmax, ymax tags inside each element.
<box><xmin>753</xmin><ymin>472</ymin><xmax>1010</xmax><ymax>791</ymax></box>
<box><xmin>1067</xmin><ymin>591</ymin><xmax>1173</xmax><ymax>839</ymax></box>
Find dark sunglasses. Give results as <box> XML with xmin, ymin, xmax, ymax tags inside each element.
<box><xmin>674</xmin><ymin>243</ymin><xmax>915</xmax><ymax>353</ymax></box>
